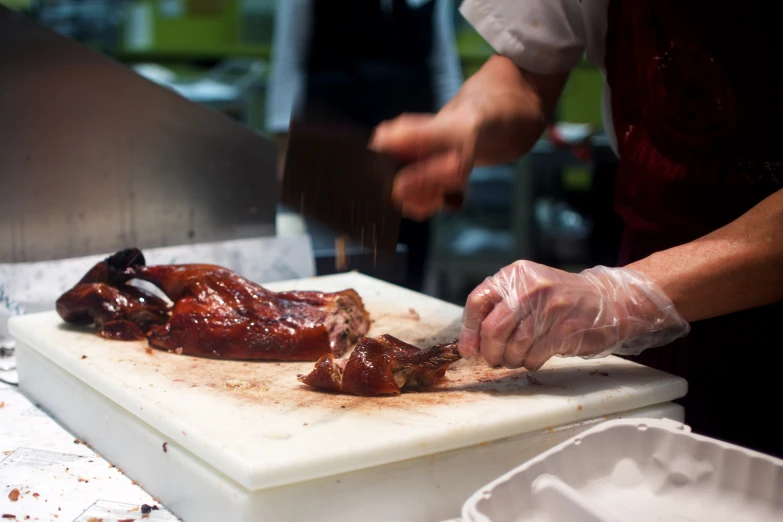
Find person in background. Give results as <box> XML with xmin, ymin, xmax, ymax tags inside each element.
<box><xmin>266</xmin><ymin>0</ymin><xmax>463</xmax><ymax>292</ymax></box>
<box><xmin>370</xmin><ymin>0</ymin><xmax>783</xmax><ymax>458</ymax></box>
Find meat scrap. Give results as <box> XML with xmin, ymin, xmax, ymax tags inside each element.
<box><xmin>298</xmin><ymin>335</ymin><xmax>461</xmax><ymax>396</ymax></box>
<box><xmin>56</xmin><ymin>248</ymin><xmax>370</xmax><ymax>361</ymax></box>
<box><xmin>7</xmin><ymin>489</ymin><xmax>19</xmax><ymax>502</ymax></box>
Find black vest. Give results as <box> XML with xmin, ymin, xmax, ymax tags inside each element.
<box><xmin>298</xmin><ymin>0</ymin><xmax>436</xmax><ymax>133</ymax></box>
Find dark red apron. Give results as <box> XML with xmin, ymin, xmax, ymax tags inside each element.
<box><xmin>605</xmin><ymin>0</ymin><xmax>783</xmax><ymax>457</ymax></box>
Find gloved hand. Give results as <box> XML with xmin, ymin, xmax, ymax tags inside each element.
<box><xmin>459</xmin><ymin>261</ymin><xmax>690</xmax><ymax>370</ymax></box>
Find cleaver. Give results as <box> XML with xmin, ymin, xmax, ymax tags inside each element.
<box><xmin>0</xmin><ymin>5</ymin><xmax>278</xmax><ymax>263</ymax></box>
<box><xmin>281</xmin><ymin>121</ymin><xmax>464</xmax><ymax>263</ymax></box>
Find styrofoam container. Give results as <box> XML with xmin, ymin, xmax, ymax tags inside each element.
<box><xmin>462</xmin><ymin>418</ymin><xmax>783</xmax><ymax>522</ymax></box>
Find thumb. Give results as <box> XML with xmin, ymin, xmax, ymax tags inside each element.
<box><xmin>371</xmin><ymin>113</ymin><xmax>470</xmax><ymax>162</ymax></box>
<box><xmin>459</xmin><ymin>278</ymin><xmax>503</xmax><ymax>358</ymax></box>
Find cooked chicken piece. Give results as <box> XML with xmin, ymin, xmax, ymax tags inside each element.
<box><xmin>298</xmin><ymin>335</ymin><xmax>461</xmax><ymax>396</ymax></box>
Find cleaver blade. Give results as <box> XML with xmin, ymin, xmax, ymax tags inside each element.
<box><xmin>281</xmin><ymin>122</ymin><xmax>403</xmax><ymax>263</ymax></box>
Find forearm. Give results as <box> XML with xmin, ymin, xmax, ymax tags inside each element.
<box><xmin>441</xmin><ymin>54</ymin><xmax>569</xmax><ymax>166</ymax></box>
<box><xmin>628</xmin><ymin>188</ymin><xmax>783</xmax><ymax>322</ymax></box>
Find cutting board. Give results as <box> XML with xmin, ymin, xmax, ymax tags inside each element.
<box><xmin>9</xmin><ymin>272</ymin><xmax>687</xmax><ymax>493</ymax></box>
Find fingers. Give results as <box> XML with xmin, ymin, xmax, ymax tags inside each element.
<box><xmin>371</xmin><ymin>114</ymin><xmax>475</xmax><ymax>219</ymax></box>
<box><xmin>502</xmin><ymin>318</ymin><xmax>536</xmax><ymax>368</ymax></box>
<box><xmin>369</xmin><ymin>115</ymin><xmax>426</xmax><ymax>160</ymax></box>
<box><xmin>459</xmin><ymin>279</ymin><xmax>502</xmax><ymax>359</ymax></box>
<box><xmin>392</xmin><ymin>150</ymin><xmax>466</xmax><ymax>218</ymax></box>
<box><xmin>460</xmin><ymin>275</ymin><xmax>534</xmax><ymax>366</ymax></box>
<box><xmin>520</xmin><ymin>321</ymin><xmax>618</xmax><ymax>371</ymax></box>
<box><xmin>521</xmin><ymin>330</ymin><xmax>559</xmax><ymax>371</ymax></box>
<box><xmin>370</xmin><ymin>113</ymin><xmax>470</xmax><ymax>161</ymax></box>
<box><xmin>401</xmin><ymin>197</ymin><xmax>443</xmax><ymax>222</ymax></box>
<box><xmin>392</xmin><ymin>149</ymin><xmax>464</xmax><ymax>201</ymax></box>
<box><xmin>478</xmin><ymin>300</ymin><xmax>526</xmax><ymax>367</ymax></box>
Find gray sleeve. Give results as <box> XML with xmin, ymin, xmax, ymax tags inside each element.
<box><xmin>264</xmin><ymin>0</ymin><xmax>313</xmax><ymax>134</ymax></box>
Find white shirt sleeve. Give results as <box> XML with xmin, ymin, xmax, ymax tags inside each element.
<box><xmin>264</xmin><ymin>0</ymin><xmax>313</xmax><ymax>134</ymax></box>
<box><xmin>430</xmin><ymin>0</ymin><xmax>464</xmax><ymax>109</ymax></box>
<box><xmin>458</xmin><ymin>0</ymin><xmax>587</xmax><ymax>74</ymax></box>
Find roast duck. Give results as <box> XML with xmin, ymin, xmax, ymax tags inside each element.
<box><xmin>56</xmin><ymin>248</ymin><xmax>461</xmax><ymax>395</ymax></box>
<box><xmin>298</xmin><ymin>335</ymin><xmax>460</xmax><ymax>396</ymax></box>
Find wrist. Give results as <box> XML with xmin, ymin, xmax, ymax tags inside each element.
<box><xmin>443</xmin><ymin>91</ymin><xmax>541</xmax><ymax>166</ymax></box>
<box><xmin>582</xmin><ymin>266</ymin><xmax>690</xmax><ymax>354</ymax></box>
<box><xmin>445</xmin><ymin>60</ymin><xmax>548</xmax><ymax>165</ymax></box>
<box><xmin>442</xmin><ymin>94</ymin><xmax>485</xmax><ymax>141</ymax></box>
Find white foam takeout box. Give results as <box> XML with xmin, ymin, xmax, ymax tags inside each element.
<box><xmin>461</xmin><ymin>417</ymin><xmax>783</xmax><ymax>522</ymax></box>
<box><xmin>10</xmin><ymin>273</ymin><xmax>688</xmax><ymax>522</ymax></box>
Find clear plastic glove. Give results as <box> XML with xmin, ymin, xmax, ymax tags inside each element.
<box><xmin>459</xmin><ymin>261</ymin><xmax>690</xmax><ymax>370</ymax></box>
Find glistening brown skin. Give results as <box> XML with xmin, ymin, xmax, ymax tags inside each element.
<box><xmin>130</xmin><ymin>264</ymin><xmax>369</xmax><ymax>360</ymax></box>
<box><xmin>298</xmin><ymin>335</ymin><xmax>462</xmax><ymax>396</ymax></box>
<box><xmin>55</xmin><ymin>249</ymin><xmax>170</xmax><ymax>340</ymax></box>
<box><xmin>55</xmin><ymin>248</ymin><xmax>371</xmax><ymax>361</ymax></box>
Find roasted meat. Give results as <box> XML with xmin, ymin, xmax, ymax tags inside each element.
<box><xmin>55</xmin><ymin>249</ymin><xmax>169</xmax><ymax>341</ymax></box>
<box><xmin>56</xmin><ymin>248</ymin><xmax>371</xmax><ymax>360</ymax></box>
<box><xmin>298</xmin><ymin>335</ymin><xmax>461</xmax><ymax>396</ymax></box>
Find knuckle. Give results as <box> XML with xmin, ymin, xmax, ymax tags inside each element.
<box><xmin>512</xmin><ymin>324</ymin><xmax>532</xmax><ymax>343</ymax></box>
<box><xmin>466</xmin><ymin>288</ymin><xmax>491</xmax><ymax>309</ymax></box>
<box><xmin>478</xmin><ymin>326</ymin><xmax>496</xmax><ymax>342</ymax></box>
<box><xmin>543</xmin><ymin>298</ymin><xmax>568</xmax><ymax>316</ymax></box>
<box><xmin>480</xmin><ymin>324</ymin><xmax>509</xmax><ymax>346</ymax></box>
<box><xmin>479</xmin><ymin>327</ymin><xmax>506</xmax><ymax>346</ymax></box>
<box><xmin>444</xmin><ymin>152</ymin><xmax>463</xmax><ymax>181</ymax></box>
<box><xmin>482</xmin><ymin>352</ymin><xmax>503</xmax><ymax>368</ymax></box>
<box><xmin>537</xmin><ymin>279</ymin><xmax>555</xmax><ymax>290</ymax></box>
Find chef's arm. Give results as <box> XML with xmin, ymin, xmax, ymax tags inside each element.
<box><xmin>628</xmin><ymin>187</ymin><xmax>783</xmax><ymax>322</ymax></box>
<box><xmin>442</xmin><ymin>54</ymin><xmax>569</xmax><ymax>166</ymax></box>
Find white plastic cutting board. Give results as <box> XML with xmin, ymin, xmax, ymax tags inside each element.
<box><xmin>9</xmin><ymin>272</ymin><xmax>687</xmax><ymax>493</ymax></box>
